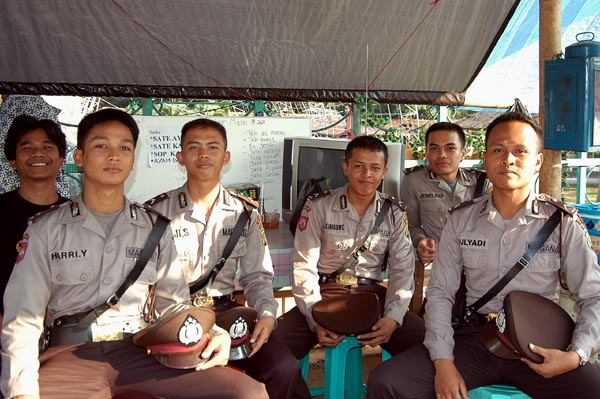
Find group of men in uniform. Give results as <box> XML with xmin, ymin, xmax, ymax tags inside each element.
<box><xmin>1</xmin><ymin>108</ymin><xmax>600</xmax><ymax>399</ymax></box>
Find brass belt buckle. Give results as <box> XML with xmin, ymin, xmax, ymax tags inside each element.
<box><xmin>191</xmin><ymin>293</ymin><xmax>214</xmax><ymax>308</ymax></box>
<box><xmin>336</xmin><ymin>273</ymin><xmax>357</xmax><ymax>285</ymax></box>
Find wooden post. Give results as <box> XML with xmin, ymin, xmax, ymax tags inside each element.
<box><xmin>539</xmin><ymin>0</ymin><xmax>563</xmax><ymax>198</ymax></box>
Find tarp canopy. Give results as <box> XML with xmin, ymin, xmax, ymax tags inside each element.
<box><xmin>0</xmin><ymin>0</ymin><xmax>519</xmax><ymax>105</ymax></box>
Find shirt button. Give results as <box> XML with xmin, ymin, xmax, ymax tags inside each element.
<box><xmin>103</xmin><ymin>278</ymin><xmax>111</xmax><ymax>285</ymax></box>
<box><xmin>501</xmin><ymin>267</ymin><xmax>507</xmax><ymax>273</ymax></box>
<box><xmin>502</xmin><ymin>238</ymin><xmax>509</xmax><ymax>245</ymax></box>
<box><xmin>358</xmin><ymin>226</ymin><xmax>365</xmax><ymax>232</ymax></box>
<box><xmin>105</xmin><ymin>247</ymin><xmax>113</xmax><ymax>253</ymax></box>
<box><xmin>80</xmin><ymin>274</ymin><xmax>88</xmax><ymax>281</ymax></box>
<box><xmin>56</xmin><ymin>274</ymin><xmax>63</xmax><ymax>281</ymax></box>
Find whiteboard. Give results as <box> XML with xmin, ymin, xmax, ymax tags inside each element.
<box><xmin>126</xmin><ymin>116</ymin><xmax>311</xmax><ymax>212</ymax></box>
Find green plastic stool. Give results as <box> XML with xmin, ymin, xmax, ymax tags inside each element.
<box><xmin>468</xmin><ymin>385</ymin><xmax>532</xmax><ymax>399</ymax></box>
<box><xmin>381</xmin><ymin>350</ymin><xmax>531</xmax><ymax>399</ymax></box>
<box><xmin>299</xmin><ymin>336</ymin><xmax>365</xmax><ymax>399</ymax></box>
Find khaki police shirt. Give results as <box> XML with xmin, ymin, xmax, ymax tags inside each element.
<box><xmin>0</xmin><ymin>196</ymin><xmax>190</xmax><ymax>398</ymax></box>
<box><xmin>400</xmin><ymin>165</ymin><xmax>487</xmax><ymax>246</ymax></box>
<box><xmin>293</xmin><ymin>185</ymin><xmax>415</xmax><ymax>329</ymax></box>
<box><xmin>424</xmin><ymin>192</ymin><xmax>600</xmax><ymax>361</ymax></box>
<box><xmin>147</xmin><ymin>184</ymin><xmax>277</xmax><ymax>321</ymax></box>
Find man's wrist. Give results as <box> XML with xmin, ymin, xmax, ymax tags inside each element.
<box><xmin>566</xmin><ymin>344</ymin><xmax>588</xmax><ymax>366</ymax></box>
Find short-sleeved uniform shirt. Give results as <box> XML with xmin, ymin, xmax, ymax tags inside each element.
<box><xmin>293</xmin><ymin>184</ymin><xmax>415</xmax><ymax>329</ymax></box>
<box><xmin>1</xmin><ymin>196</ymin><xmax>189</xmax><ymax>398</ymax></box>
<box><xmin>400</xmin><ymin>165</ymin><xmax>487</xmax><ymax>246</ymax></box>
<box><xmin>424</xmin><ymin>192</ymin><xmax>600</xmax><ymax>361</ymax></box>
<box><xmin>147</xmin><ymin>184</ymin><xmax>277</xmax><ymax>320</ymax></box>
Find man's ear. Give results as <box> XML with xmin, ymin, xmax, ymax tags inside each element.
<box><xmin>176</xmin><ymin>151</ymin><xmax>184</xmax><ymax>166</ymax></box>
<box><xmin>535</xmin><ymin>151</ymin><xmax>544</xmax><ymax>172</ymax></box>
<box><xmin>223</xmin><ymin>150</ymin><xmax>231</xmax><ymax>166</ymax></box>
<box><xmin>74</xmin><ymin>148</ymin><xmax>83</xmax><ymax>167</ymax></box>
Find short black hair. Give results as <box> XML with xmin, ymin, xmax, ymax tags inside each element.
<box><xmin>485</xmin><ymin>112</ymin><xmax>542</xmax><ymax>152</ymax></box>
<box><xmin>345</xmin><ymin>135</ymin><xmax>388</xmax><ymax>165</ymax></box>
<box><xmin>425</xmin><ymin>122</ymin><xmax>466</xmax><ymax>148</ymax></box>
<box><xmin>4</xmin><ymin>115</ymin><xmax>67</xmax><ymax>161</ymax></box>
<box><xmin>77</xmin><ymin>108</ymin><xmax>139</xmax><ymax>149</ymax></box>
<box><xmin>180</xmin><ymin>118</ymin><xmax>227</xmax><ymax>149</ymax></box>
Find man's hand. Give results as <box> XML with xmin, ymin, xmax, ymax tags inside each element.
<box><xmin>357</xmin><ymin>317</ymin><xmax>398</xmax><ymax>347</ymax></box>
<box><xmin>315</xmin><ymin>324</ymin><xmax>345</xmax><ymax>347</ymax></box>
<box><xmin>248</xmin><ymin>317</ymin><xmax>275</xmax><ymax>357</ymax></box>
<box><xmin>196</xmin><ymin>329</ymin><xmax>231</xmax><ymax>370</ymax></box>
<box><xmin>417</xmin><ymin>238</ymin><xmax>436</xmax><ymax>264</ymax></box>
<box><xmin>522</xmin><ymin>343</ymin><xmax>581</xmax><ymax>378</ymax></box>
<box><xmin>433</xmin><ymin>358</ymin><xmax>468</xmax><ymax>399</ymax></box>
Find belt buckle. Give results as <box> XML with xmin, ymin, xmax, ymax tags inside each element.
<box><xmin>191</xmin><ymin>293</ymin><xmax>214</xmax><ymax>308</ymax></box>
<box><xmin>336</xmin><ymin>273</ymin><xmax>357</xmax><ymax>285</ymax></box>
<box><xmin>91</xmin><ymin>323</ymin><xmax>124</xmax><ymax>342</ymax></box>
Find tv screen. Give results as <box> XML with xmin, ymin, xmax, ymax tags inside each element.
<box><xmin>296</xmin><ymin>146</ymin><xmax>347</xmax><ymax>195</ymax></box>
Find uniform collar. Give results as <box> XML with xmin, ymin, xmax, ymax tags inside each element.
<box><xmin>479</xmin><ymin>190</ymin><xmax>544</xmax><ymax>228</ymax></box>
<box><xmin>331</xmin><ymin>185</ymin><xmax>381</xmax><ymax>220</ymax></box>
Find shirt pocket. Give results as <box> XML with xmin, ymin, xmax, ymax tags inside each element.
<box><xmin>462</xmin><ymin>248</ymin><xmax>487</xmax><ymax>271</ymax></box>
<box><xmin>369</xmin><ymin>235</ymin><xmax>389</xmax><ymax>255</ymax></box>
<box><xmin>50</xmin><ymin>259</ymin><xmax>94</xmax><ymax>285</ymax></box>
<box><xmin>125</xmin><ymin>261</ymin><xmax>158</xmax><ymax>286</ymax></box>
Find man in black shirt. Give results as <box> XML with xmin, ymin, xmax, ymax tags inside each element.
<box><xmin>0</xmin><ymin>115</ymin><xmax>68</xmax><ymax>325</ymax></box>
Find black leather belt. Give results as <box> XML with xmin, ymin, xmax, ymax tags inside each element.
<box><xmin>318</xmin><ymin>273</ymin><xmax>379</xmax><ymax>286</ymax></box>
<box><xmin>48</xmin><ymin>313</ymin><xmax>139</xmax><ymax>348</ymax></box>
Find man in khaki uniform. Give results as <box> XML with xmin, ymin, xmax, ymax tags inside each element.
<box><xmin>146</xmin><ymin>118</ymin><xmax>310</xmax><ymax>399</ymax></box>
<box><xmin>1</xmin><ymin>109</ymin><xmax>267</xmax><ymax>399</ymax></box>
<box><xmin>368</xmin><ymin>112</ymin><xmax>600</xmax><ymax>399</ymax></box>
<box><xmin>274</xmin><ymin>135</ymin><xmax>425</xmax><ymax>359</ymax></box>
<box><xmin>400</xmin><ymin>122</ymin><xmax>488</xmax><ymax>264</ymax></box>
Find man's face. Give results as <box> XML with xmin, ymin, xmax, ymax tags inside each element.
<box><xmin>176</xmin><ymin>127</ymin><xmax>230</xmax><ymax>184</ymax></box>
<box><xmin>10</xmin><ymin>128</ymin><xmax>63</xmax><ymax>184</ymax></box>
<box><xmin>73</xmin><ymin>121</ymin><xmax>135</xmax><ymax>187</ymax></box>
<box><xmin>425</xmin><ymin>130</ymin><xmax>465</xmax><ymax>180</ymax></box>
<box><xmin>483</xmin><ymin>121</ymin><xmax>543</xmax><ymax>192</ymax></box>
<box><xmin>342</xmin><ymin>147</ymin><xmax>388</xmax><ymax>199</ymax></box>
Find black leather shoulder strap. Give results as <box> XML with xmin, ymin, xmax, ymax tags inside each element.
<box><xmin>78</xmin><ymin>208</ymin><xmax>169</xmax><ymax>327</ymax></box>
<box><xmin>466</xmin><ymin>209</ymin><xmax>563</xmax><ymax>316</ymax></box>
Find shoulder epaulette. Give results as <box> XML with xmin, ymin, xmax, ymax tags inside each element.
<box><xmin>228</xmin><ymin>189</ymin><xmax>258</xmax><ymax>209</ymax></box>
<box><xmin>307</xmin><ymin>190</ymin><xmax>331</xmax><ymax>201</ymax></box>
<box><xmin>28</xmin><ymin>202</ymin><xmax>63</xmax><ymax>223</ymax></box>
<box><xmin>403</xmin><ymin>165</ymin><xmax>424</xmax><ymax>175</ymax></box>
<box><xmin>448</xmin><ymin>197</ymin><xmax>485</xmax><ymax>214</ymax></box>
<box><xmin>536</xmin><ymin>194</ymin><xmax>576</xmax><ymax>215</ymax></box>
<box><xmin>379</xmin><ymin>193</ymin><xmax>405</xmax><ymax>211</ymax></box>
<box><xmin>135</xmin><ymin>201</ymin><xmax>171</xmax><ymax>221</ymax></box>
<box><xmin>144</xmin><ymin>192</ymin><xmax>169</xmax><ymax>207</ymax></box>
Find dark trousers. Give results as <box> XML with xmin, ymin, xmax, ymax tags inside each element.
<box><xmin>272</xmin><ymin>283</ymin><xmax>425</xmax><ymax>359</ymax></box>
<box><xmin>37</xmin><ymin>339</ymin><xmax>268</xmax><ymax>399</ymax></box>
<box><xmin>367</xmin><ymin>325</ymin><xmax>600</xmax><ymax>399</ymax></box>
<box><xmin>215</xmin><ymin>300</ymin><xmax>312</xmax><ymax>399</ymax></box>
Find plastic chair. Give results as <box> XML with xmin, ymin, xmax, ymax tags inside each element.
<box><xmin>468</xmin><ymin>385</ymin><xmax>532</xmax><ymax>399</ymax></box>
<box><xmin>299</xmin><ymin>336</ymin><xmax>365</xmax><ymax>399</ymax></box>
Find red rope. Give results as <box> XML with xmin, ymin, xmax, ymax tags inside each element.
<box><xmin>368</xmin><ymin>0</ymin><xmax>442</xmax><ymax>90</ymax></box>
<box><xmin>111</xmin><ymin>1</ymin><xmax>254</xmax><ymax>101</ymax></box>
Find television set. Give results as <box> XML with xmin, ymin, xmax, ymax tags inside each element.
<box><xmin>281</xmin><ymin>137</ymin><xmax>405</xmax><ymax>220</ymax></box>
